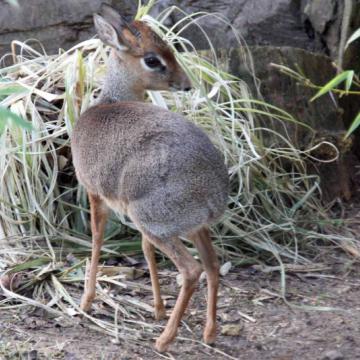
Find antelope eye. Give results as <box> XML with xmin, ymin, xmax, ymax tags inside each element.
<box><xmin>144</xmin><ymin>56</ymin><xmax>162</xmax><ymax>69</ymax></box>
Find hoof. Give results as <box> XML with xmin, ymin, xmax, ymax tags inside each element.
<box><xmin>80</xmin><ymin>296</ymin><xmax>93</xmax><ymax>312</ymax></box>
<box><xmin>155</xmin><ymin>337</ymin><xmax>170</xmax><ymax>353</ymax></box>
<box><xmin>204</xmin><ymin>324</ymin><xmax>217</xmax><ymax>345</ymax></box>
<box><xmin>154</xmin><ymin>304</ymin><xmax>166</xmax><ymax>321</ymax></box>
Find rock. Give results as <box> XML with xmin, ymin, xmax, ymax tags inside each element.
<box><xmin>229</xmin><ymin>46</ymin><xmax>341</xmax><ymax>134</ymax></box>
<box><xmin>220</xmin><ymin>310</ymin><xmax>242</xmax><ymax>323</ymax></box>
<box><xmin>303</xmin><ymin>0</ymin><xmax>341</xmax><ymax>58</ymax></box>
<box><xmin>25</xmin><ymin>350</ymin><xmax>38</xmax><ymax>360</ymax></box>
<box><xmin>303</xmin><ymin>0</ymin><xmax>360</xmax><ymax>61</ymax></box>
<box><xmin>0</xmin><ymin>0</ymin><xmax>351</xmax><ymax>61</ymax></box>
<box><xmin>228</xmin><ymin>45</ymin><xmax>353</xmax><ymax>200</ymax></box>
<box><xmin>304</xmin><ymin>0</ymin><xmax>337</xmax><ymax>34</ymax></box>
<box><xmin>221</xmin><ymin>323</ymin><xmax>243</xmax><ymax>336</ymax></box>
<box><xmin>0</xmin><ymin>0</ymin><xmax>137</xmax><ymax>60</ymax></box>
<box><xmin>150</xmin><ymin>0</ymin><xmax>317</xmax><ymax>51</ymax></box>
<box><xmin>321</xmin><ymin>350</ymin><xmax>344</xmax><ymax>360</ymax></box>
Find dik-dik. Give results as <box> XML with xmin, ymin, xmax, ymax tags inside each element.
<box><xmin>71</xmin><ymin>4</ymin><xmax>229</xmax><ymax>352</ymax></box>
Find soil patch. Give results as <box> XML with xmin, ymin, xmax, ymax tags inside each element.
<box><xmin>1</xmin><ymin>253</ymin><xmax>360</xmax><ymax>359</ymax></box>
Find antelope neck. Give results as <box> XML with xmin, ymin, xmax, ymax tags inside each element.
<box><xmin>97</xmin><ymin>50</ymin><xmax>145</xmax><ymax>104</ymax></box>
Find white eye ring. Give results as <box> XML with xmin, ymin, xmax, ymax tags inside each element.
<box><xmin>140</xmin><ymin>55</ymin><xmax>167</xmax><ymax>71</ymax></box>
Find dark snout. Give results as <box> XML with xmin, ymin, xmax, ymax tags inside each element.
<box><xmin>180</xmin><ymin>73</ymin><xmax>192</xmax><ymax>92</ymax></box>
<box><xmin>170</xmin><ymin>68</ymin><xmax>192</xmax><ymax>92</ymax></box>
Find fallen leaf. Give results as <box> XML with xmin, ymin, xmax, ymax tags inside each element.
<box><xmin>98</xmin><ymin>266</ymin><xmax>144</xmax><ymax>280</ymax></box>
<box><xmin>221</xmin><ymin>323</ymin><xmax>243</xmax><ymax>336</ymax></box>
<box><xmin>220</xmin><ymin>261</ymin><xmax>232</xmax><ymax>276</ymax></box>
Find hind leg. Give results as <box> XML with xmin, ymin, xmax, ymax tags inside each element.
<box><xmin>144</xmin><ymin>232</ymin><xmax>202</xmax><ymax>352</ymax></box>
<box><xmin>190</xmin><ymin>227</ymin><xmax>219</xmax><ymax>344</ymax></box>
<box><xmin>80</xmin><ymin>192</ymin><xmax>108</xmax><ymax>311</ymax></box>
<box><xmin>142</xmin><ymin>234</ymin><xmax>166</xmax><ymax>320</ymax></box>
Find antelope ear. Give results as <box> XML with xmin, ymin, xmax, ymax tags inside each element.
<box><xmin>99</xmin><ymin>3</ymin><xmax>124</xmax><ymax>28</ymax></box>
<box><xmin>93</xmin><ymin>13</ymin><xmax>129</xmax><ymax>51</ymax></box>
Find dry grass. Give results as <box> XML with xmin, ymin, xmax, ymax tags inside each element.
<box><xmin>0</xmin><ymin>3</ymin><xmax>359</xmax><ymax>355</ymax></box>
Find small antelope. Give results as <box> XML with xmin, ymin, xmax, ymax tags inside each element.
<box><xmin>71</xmin><ymin>3</ymin><xmax>229</xmax><ymax>352</ymax></box>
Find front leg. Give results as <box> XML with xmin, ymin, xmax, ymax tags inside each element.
<box><xmin>142</xmin><ymin>234</ymin><xmax>166</xmax><ymax>320</ymax></box>
<box><xmin>80</xmin><ymin>192</ymin><xmax>108</xmax><ymax>312</ymax></box>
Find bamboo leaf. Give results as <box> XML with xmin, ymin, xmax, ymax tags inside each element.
<box><xmin>345</xmin><ymin>70</ymin><xmax>354</xmax><ymax>93</ymax></box>
<box><xmin>0</xmin><ymin>84</ymin><xmax>28</xmax><ymax>97</ymax></box>
<box><xmin>345</xmin><ymin>28</ymin><xmax>360</xmax><ymax>49</ymax></box>
<box><xmin>345</xmin><ymin>112</ymin><xmax>360</xmax><ymax>138</ymax></box>
<box><xmin>135</xmin><ymin>0</ymin><xmax>156</xmax><ymax>20</ymax></box>
<box><xmin>0</xmin><ymin>106</ymin><xmax>32</xmax><ymax>132</ymax></box>
<box><xmin>310</xmin><ymin>70</ymin><xmax>354</xmax><ymax>101</ymax></box>
<box><xmin>10</xmin><ymin>257</ymin><xmax>50</xmax><ymax>273</ymax></box>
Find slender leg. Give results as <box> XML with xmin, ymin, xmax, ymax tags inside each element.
<box><xmin>144</xmin><ymin>233</ymin><xmax>202</xmax><ymax>353</ymax></box>
<box><xmin>190</xmin><ymin>227</ymin><xmax>219</xmax><ymax>344</ymax></box>
<box><xmin>80</xmin><ymin>192</ymin><xmax>108</xmax><ymax>312</ymax></box>
<box><xmin>142</xmin><ymin>234</ymin><xmax>166</xmax><ymax>320</ymax></box>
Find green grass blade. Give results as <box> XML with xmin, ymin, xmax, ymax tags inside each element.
<box><xmin>346</xmin><ymin>28</ymin><xmax>360</xmax><ymax>49</ymax></box>
<box><xmin>311</xmin><ymin>70</ymin><xmax>354</xmax><ymax>101</ymax></box>
<box><xmin>345</xmin><ymin>112</ymin><xmax>360</xmax><ymax>138</ymax></box>
<box><xmin>0</xmin><ymin>107</ymin><xmax>33</xmax><ymax>132</ymax></box>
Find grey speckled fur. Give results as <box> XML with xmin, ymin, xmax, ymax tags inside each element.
<box><xmin>71</xmin><ymin>11</ymin><xmax>229</xmax><ymax>240</ymax></box>
<box><xmin>72</xmin><ymin>101</ymin><xmax>229</xmax><ymax>238</ymax></box>
<box><xmin>73</xmin><ymin>7</ymin><xmax>228</xmax><ymax>350</ymax></box>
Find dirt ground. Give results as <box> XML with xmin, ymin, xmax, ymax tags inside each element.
<box><xmin>1</xmin><ymin>250</ymin><xmax>360</xmax><ymax>360</ymax></box>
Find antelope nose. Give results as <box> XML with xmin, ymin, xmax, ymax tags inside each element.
<box><xmin>181</xmin><ymin>77</ymin><xmax>192</xmax><ymax>92</ymax></box>
<box><xmin>180</xmin><ymin>73</ymin><xmax>192</xmax><ymax>91</ymax></box>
